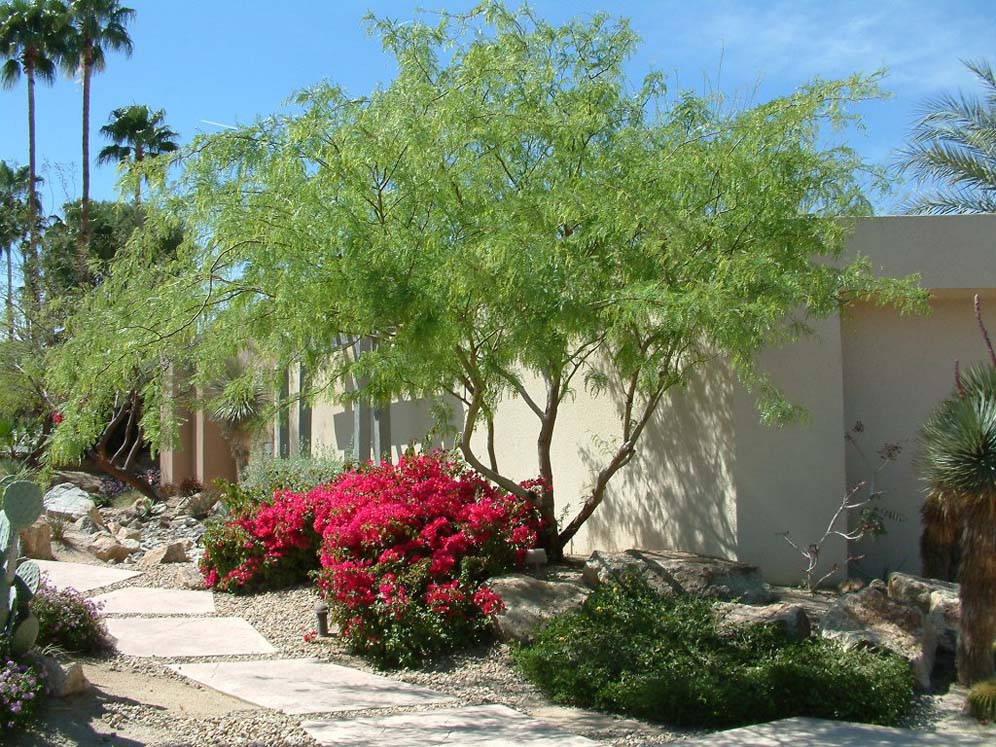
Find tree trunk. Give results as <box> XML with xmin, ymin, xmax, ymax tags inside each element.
<box><xmin>77</xmin><ymin>52</ymin><xmax>92</xmax><ymax>284</ymax></box>
<box><xmin>24</xmin><ymin>66</ymin><xmax>40</xmax><ymax>309</ymax></box>
<box><xmin>956</xmin><ymin>497</ymin><xmax>996</xmax><ymax>685</ymax></box>
<box><xmin>920</xmin><ymin>493</ymin><xmax>960</xmax><ymax>581</ymax></box>
<box><xmin>536</xmin><ymin>374</ymin><xmax>561</xmax><ymax>557</ymax></box>
<box><xmin>134</xmin><ymin>145</ymin><xmax>143</xmax><ymax>211</ymax></box>
<box><xmin>91</xmin><ymin>449</ymin><xmax>159</xmax><ymax>502</ymax></box>
<box><xmin>6</xmin><ymin>245</ymin><xmax>12</xmax><ymax>337</ymax></box>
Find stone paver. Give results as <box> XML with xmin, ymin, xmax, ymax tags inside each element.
<box><xmin>105</xmin><ymin>616</ymin><xmax>276</xmax><ymax>657</ymax></box>
<box><xmin>675</xmin><ymin>717</ymin><xmax>990</xmax><ymax>746</ymax></box>
<box><xmin>92</xmin><ymin>587</ymin><xmax>216</xmax><ymax>615</ymax></box>
<box><xmin>302</xmin><ymin>704</ymin><xmax>599</xmax><ymax>746</ymax></box>
<box><xmin>35</xmin><ymin>559</ymin><xmax>142</xmax><ymax>592</ymax></box>
<box><xmin>172</xmin><ymin>658</ymin><xmax>454</xmax><ymax>715</ymax></box>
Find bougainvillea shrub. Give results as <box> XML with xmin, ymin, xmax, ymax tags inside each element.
<box><xmin>314</xmin><ymin>453</ymin><xmax>539</xmax><ymax>667</ymax></box>
<box><xmin>200</xmin><ymin>452</ymin><xmax>540</xmax><ymax>666</ymax></box>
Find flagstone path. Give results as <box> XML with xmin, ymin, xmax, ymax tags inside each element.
<box><xmin>38</xmin><ymin>558</ymin><xmax>601</xmax><ymax>746</ymax></box>
<box><xmin>38</xmin><ymin>559</ymin><xmax>993</xmax><ymax>747</ymax></box>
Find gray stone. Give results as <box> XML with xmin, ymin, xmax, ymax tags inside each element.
<box><xmin>19</xmin><ymin>518</ymin><xmax>54</xmax><ymax>560</ymax></box>
<box><xmin>88</xmin><ymin>535</ymin><xmax>131</xmax><ymax>563</ymax></box>
<box><xmin>584</xmin><ymin>549</ymin><xmax>774</xmax><ymax>604</ymax></box>
<box><xmin>301</xmin><ymin>704</ymin><xmax>599</xmax><ymax>746</ymax></box>
<box><xmin>138</xmin><ymin>542</ymin><xmax>188</xmax><ymax>566</ymax></box>
<box><xmin>173</xmin><ymin>564</ymin><xmax>205</xmax><ymax>589</ymax></box>
<box><xmin>887</xmin><ymin>572</ymin><xmax>958</xmax><ymax>611</ymax></box>
<box><xmin>52</xmin><ymin>470</ymin><xmax>104</xmax><ymax>495</ymax></box>
<box><xmin>716</xmin><ymin>602</ymin><xmax>812</xmax><ymax>640</ymax></box>
<box><xmin>179</xmin><ymin>491</ymin><xmax>220</xmax><ymax>519</ymax></box>
<box><xmin>820</xmin><ymin>580</ymin><xmax>936</xmax><ymax>689</ymax></box>
<box><xmin>116</xmin><ymin>526</ymin><xmax>142</xmax><ymax>541</ymax></box>
<box><xmin>105</xmin><ymin>617</ymin><xmax>275</xmax><ymax>657</ymax></box>
<box><xmin>490</xmin><ymin>574</ymin><xmax>590</xmax><ymax>643</ymax></box>
<box><xmin>43</xmin><ymin>483</ymin><xmax>96</xmax><ymax>521</ymax></box>
<box><xmin>173</xmin><ymin>658</ymin><xmax>454</xmax><ymax>715</ymax></box>
<box><xmin>34</xmin><ymin>559</ymin><xmax>142</xmax><ymax>592</ymax></box>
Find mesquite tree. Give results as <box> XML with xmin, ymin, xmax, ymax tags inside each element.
<box><xmin>48</xmin><ymin>4</ymin><xmax>923</xmax><ymax>552</ymax></box>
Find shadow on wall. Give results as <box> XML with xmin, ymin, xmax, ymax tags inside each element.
<box><xmin>577</xmin><ymin>361</ymin><xmax>739</xmax><ymax>560</ymax></box>
<box><xmin>331</xmin><ymin>396</ymin><xmax>463</xmax><ymax>459</ymax></box>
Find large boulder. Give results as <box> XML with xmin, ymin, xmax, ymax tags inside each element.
<box><xmin>44</xmin><ymin>483</ymin><xmax>97</xmax><ymax>521</ymax></box>
<box><xmin>584</xmin><ymin>549</ymin><xmax>774</xmax><ymax>604</ymax></box>
<box><xmin>24</xmin><ymin>653</ymin><xmax>89</xmax><ymax>697</ymax></box>
<box><xmin>51</xmin><ymin>470</ymin><xmax>104</xmax><ymax>495</ymax></box>
<box><xmin>19</xmin><ymin>518</ymin><xmax>54</xmax><ymax>560</ymax></box>
<box><xmin>820</xmin><ymin>580</ymin><xmax>937</xmax><ymax>689</ymax></box>
<box><xmin>490</xmin><ymin>574</ymin><xmax>590</xmax><ymax>643</ymax></box>
<box><xmin>715</xmin><ymin>602</ymin><xmax>812</xmax><ymax>641</ymax></box>
<box><xmin>887</xmin><ymin>572</ymin><xmax>960</xmax><ymax>654</ymax></box>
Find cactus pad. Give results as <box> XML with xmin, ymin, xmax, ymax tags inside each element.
<box><xmin>0</xmin><ymin>512</ymin><xmax>9</xmax><ymax>551</ymax></box>
<box><xmin>10</xmin><ymin>612</ymin><xmax>39</xmax><ymax>656</ymax></box>
<box><xmin>1</xmin><ymin>480</ymin><xmax>44</xmax><ymax>528</ymax></box>
<box><xmin>15</xmin><ymin>560</ymin><xmax>41</xmax><ymax>594</ymax></box>
<box><xmin>0</xmin><ymin>474</ymin><xmax>16</xmax><ymax>496</ymax></box>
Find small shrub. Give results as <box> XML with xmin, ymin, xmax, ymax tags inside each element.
<box><xmin>239</xmin><ymin>451</ymin><xmax>343</xmax><ymax>501</ymax></box>
<box><xmin>31</xmin><ymin>577</ymin><xmax>109</xmax><ymax>654</ymax></box>
<box><xmin>968</xmin><ymin>678</ymin><xmax>996</xmax><ymax>723</ymax></box>
<box><xmin>514</xmin><ymin>577</ymin><xmax>915</xmax><ymax>728</ymax></box>
<box><xmin>0</xmin><ymin>658</ymin><xmax>46</xmax><ymax>731</ymax></box>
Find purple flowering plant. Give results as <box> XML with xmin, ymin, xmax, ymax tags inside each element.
<box><xmin>30</xmin><ymin>576</ymin><xmax>109</xmax><ymax>654</ymax></box>
<box><xmin>0</xmin><ymin>658</ymin><xmax>46</xmax><ymax>730</ymax></box>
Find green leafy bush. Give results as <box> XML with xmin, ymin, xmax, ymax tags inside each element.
<box><xmin>968</xmin><ymin>678</ymin><xmax>996</xmax><ymax>723</ymax></box>
<box><xmin>238</xmin><ymin>451</ymin><xmax>343</xmax><ymax>502</ymax></box>
<box><xmin>31</xmin><ymin>577</ymin><xmax>110</xmax><ymax>654</ymax></box>
<box><xmin>514</xmin><ymin>577</ymin><xmax>915</xmax><ymax>728</ymax></box>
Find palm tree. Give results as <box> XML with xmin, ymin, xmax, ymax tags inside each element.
<box><xmin>919</xmin><ymin>297</ymin><xmax>996</xmax><ymax>685</ymax></box>
<box><xmin>0</xmin><ymin>0</ymin><xmax>68</xmax><ymax>307</ymax></box>
<box><xmin>63</xmin><ymin>0</ymin><xmax>134</xmax><ymax>282</ymax></box>
<box><xmin>899</xmin><ymin>59</ymin><xmax>996</xmax><ymax>214</ymax></box>
<box><xmin>0</xmin><ymin>160</ymin><xmax>31</xmax><ymax>334</ymax></box>
<box><xmin>97</xmin><ymin>104</ymin><xmax>178</xmax><ymax>207</ymax></box>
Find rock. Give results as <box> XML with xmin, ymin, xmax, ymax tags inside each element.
<box><xmin>139</xmin><ymin>542</ymin><xmax>189</xmax><ymax>566</ymax></box>
<box><xmin>887</xmin><ymin>572</ymin><xmax>961</xmax><ymax>654</ymax></box>
<box><xmin>584</xmin><ymin>549</ymin><xmax>774</xmax><ymax>604</ymax></box>
<box><xmin>24</xmin><ymin>654</ymin><xmax>89</xmax><ymax>697</ymax></box>
<box><xmin>120</xmin><ymin>539</ymin><xmax>141</xmax><ymax>553</ymax></box>
<box><xmin>51</xmin><ymin>470</ymin><xmax>104</xmax><ymax>495</ymax></box>
<box><xmin>18</xmin><ymin>518</ymin><xmax>54</xmax><ymax>560</ymax></box>
<box><xmin>490</xmin><ymin>574</ymin><xmax>590</xmax><ymax>642</ymax></box>
<box><xmin>116</xmin><ymin>526</ymin><xmax>142</xmax><ymax>542</ymax></box>
<box><xmin>88</xmin><ymin>535</ymin><xmax>132</xmax><ymax>563</ymax></box>
<box><xmin>173</xmin><ymin>564</ymin><xmax>205</xmax><ymax>589</ymax></box>
<box><xmin>820</xmin><ymin>580</ymin><xmax>937</xmax><ymax>689</ymax></box>
<box><xmin>43</xmin><ymin>483</ymin><xmax>97</xmax><ymax>521</ymax></box>
<box><xmin>716</xmin><ymin>602</ymin><xmax>812</xmax><ymax>641</ymax></box>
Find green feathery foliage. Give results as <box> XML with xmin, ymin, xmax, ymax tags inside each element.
<box><xmin>48</xmin><ymin>3</ymin><xmax>927</xmax><ymax>550</ymax></box>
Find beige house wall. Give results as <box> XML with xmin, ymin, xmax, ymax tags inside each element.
<box><xmin>161</xmin><ymin>214</ymin><xmax>996</xmax><ymax>586</ymax></box>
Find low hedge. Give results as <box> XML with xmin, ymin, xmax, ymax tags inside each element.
<box><xmin>514</xmin><ymin>577</ymin><xmax>915</xmax><ymax>728</ymax></box>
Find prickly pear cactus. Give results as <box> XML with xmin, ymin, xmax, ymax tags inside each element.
<box><xmin>1</xmin><ymin>479</ymin><xmax>44</xmax><ymax>657</ymax></box>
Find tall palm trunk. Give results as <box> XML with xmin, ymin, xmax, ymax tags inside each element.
<box><xmin>6</xmin><ymin>246</ymin><xmax>12</xmax><ymax>337</ymax></box>
<box><xmin>920</xmin><ymin>492</ymin><xmax>960</xmax><ymax>581</ymax></box>
<box><xmin>956</xmin><ymin>496</ymin><xmax>996</xmax><ymax>685</ymax></box>
<box><xmin>78</xmin><ymin>46</ymin><xmax>92</xmax><ymax>283</ymax></box>
<box><xmin>24</xmin><ymin>61</ymin><xmax>39</xmax><ymax>309</ymax></box>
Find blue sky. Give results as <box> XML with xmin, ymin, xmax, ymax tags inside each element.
<box><xmin>1</xmin><ymin>0</ymin><xmax>992</xmax><ymax>215</ymax></box>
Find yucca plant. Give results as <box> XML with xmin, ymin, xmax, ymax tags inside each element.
<box><xmin>919</xmin><ymin>297</ymin><xmax>996</xmax><ymax>685</ymax></box>
<box><xmin>202</xmin><ymin>358</ymin><xmax>269</xmax><ymax>481</ymax></box>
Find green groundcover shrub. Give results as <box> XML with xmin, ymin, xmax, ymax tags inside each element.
<box><xmin>238</xmin><ymin>451</ymin><xmax>343</xmax><ymax>504</ymax></box>
<box><xmin>514</xmin><ymin>577</ymin><xmax>915</xmax><ymax>728</ymax></box>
